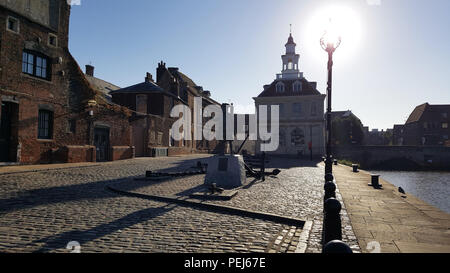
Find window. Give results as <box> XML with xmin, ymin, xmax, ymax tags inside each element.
<box><xmin>293</xmin><ymin>81</ymin><xmax>302</xmax><ymax>92</ymax></box>
<box><xmin>443</xmin><ymin>113</ymin><xmax>448</xmax><ymax>119</ymax></box>
<box><xmin>423</xmin><ymin>122</ymin><xmax>428</xmax><ymax>129</ymax></box>
<box><xmin>22</xmin><ymin>51</ymin><xmax>50</xmax><ymax>80</ymax></box>
<box><xmin>293</xmin><ymin>103</ymin><xmax>302</xmax><ymax>114</ymax></box>
<box><xmin>311</xmin><ymin>102</ymin><xmax>317</xmax><ymax>116</ymax></box>
<box><xmin>48</xmin><ymin>34</ymin><xmax>58</xmax><ymax>47</ymax></box>
<box><xmin>276</xmin><ymin>82</ymin><xmax>285</xmax><ymax>93</ymax></box>
<box><xmin>68</xmin><ymin>119</ymin><xmax>76</xmax><ymax>134</ymax></box>
<box><xmin>136</xmin><ymin>94</ymin><xmax>147</xmax><ymax>114</ymax></box>
<box><xmin>38</xmin><ymin>110</ymin><xmax>53</xmax><ymax>139</ymax></box>
<box><xmin>443</xmin><ymin>123</ymin><xmax>448</xmax><ymax>129</ymax></box>
<box><xmin>278</xmin><ymin>104</ymin><xmax>285</xmax><ymax>116</ymax></box>
<box><xmin>7</xmin><ymin>16</ymin><xmax>19</xmax><ymax>33</ymax></box>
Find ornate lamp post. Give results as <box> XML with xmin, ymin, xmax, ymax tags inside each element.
<box><xmin>320</xmin><ymin>25</ymin><xmax>341</xmax><ymax>175</ymax></box>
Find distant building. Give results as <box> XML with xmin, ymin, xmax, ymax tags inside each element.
<box><xmin>111</xmin><ymin>62</ymin><xmax>222</xmax><ymax>157</ymax></box>
<box><xmin>397</xmin><ymin>103</ymin><xmax>450</xmax><ymax>146</ymax></box>
<box><xmin>253</xmin><ymin>32</ymin><xmax>326</xmax><ymax>156</ymax></box>
<box><xmin>365</xmin><ymin>128</ymin><xmax>392</xmax><ymax>146</ymax></box>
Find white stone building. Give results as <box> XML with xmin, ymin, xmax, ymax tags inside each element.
<box><xmin>254</xmin><ymin>32</ymin><xmax>326</xmax><ymax>157</ymax></box>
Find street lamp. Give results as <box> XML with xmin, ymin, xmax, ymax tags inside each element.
<box><xmin>320</xmin><ymin>22</ymin><xmax>341</xmax><ymax>175</ymax></box>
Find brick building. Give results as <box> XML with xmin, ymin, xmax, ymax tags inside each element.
<box><xmin>0</xmin><ymin>0</ymin><xmax>134</xmax><ymax>164</ymax></box>
<box><xmin>110</xmin><ymin>61</ymin><xmax>222</xmax><ymax>157</ymax></box>
<box><xmin>394</xmin><ymin>103</ymin><xmax>450</xmax><ymax>146</ymax></box>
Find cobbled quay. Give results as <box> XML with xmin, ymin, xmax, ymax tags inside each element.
<box><xmin>0</xmin><ymin>155</ymin><xmax>360</xmax><ymax>253</ymax></box>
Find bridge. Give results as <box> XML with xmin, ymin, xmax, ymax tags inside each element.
<box><xmin>333</xmin><ymin>146</ymin><xmax>450</xmax><ymax>170</ymax></box>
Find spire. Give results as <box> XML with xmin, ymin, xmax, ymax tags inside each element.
<box><xmin>286</xmin><ymin>24</ymin><xmax>296</xmax><ymax>46</ymax></box>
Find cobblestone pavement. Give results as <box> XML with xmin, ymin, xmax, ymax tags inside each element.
<box><xmin>0</xmin><ymin>155</ymin><xmax>360</xmax><ymax>253</ymax></box>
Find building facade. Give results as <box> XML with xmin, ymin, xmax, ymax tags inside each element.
<box><xmin>253</xmin><ymin>33</ymin><xmax>325</xmax><ymax>156</ymax></box>
<box><xmin>110</xmin><ymin>62</ymin><xmax>222</xmax><ymax>157</ymax></box>
<box><xmin>394</xmin><ymin>103</ymin><xmax>450</xmax><ymax>146</ymax></box>
<box><xmin>0</xmin><ymin>0</ymin><xmax>134</xmax><ymax>164</ymax></box>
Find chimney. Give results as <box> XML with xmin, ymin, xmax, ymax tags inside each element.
<box><xmin>145</xmin><ymin>72</ymin><xmax>153</xmax><ymax>83</ymax></box>
<box><xmin>156</xmin><ymin>61</ymin><xmax>166</xmax><ymax>83</ymax></box>
<box><xmin>85</xmin><ymin>65</ymin><xmax>94</xmax><ymax>77</ymax></box>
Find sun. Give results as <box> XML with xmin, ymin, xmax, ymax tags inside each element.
<box><xmin>304</xmin><ymin>5</ymin><xmax>362</xmax><ymax>61</ymax></box>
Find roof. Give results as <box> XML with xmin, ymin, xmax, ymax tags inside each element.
<box><xmin>406</xmin><ymin>103</ymin><xmax>428</xmax><ymax>124</ymax></box>
<box><xmin>85</xmin><ymin>75</ymin><xmax>121</xmax><ymax>101</ymax></box>
<box><xmin>405</xmin><ymin>103</ymin><xmax>450</xmax><ymax>124</ymax></box>
<box><xmin>110</xmin><ymin>81</ymin><xmax>164</xmax><ymax>95</ymax></box>
<box><xmin>330</xmin><ymin>110</ymin><xmax>353</xmax><ymax>120</ymax></box>
<box><xmin>167</xmin><ymin>68</ymin><xmax>221</xmax><ymax>105</ymax></box>
<box><xmin>257</xmin><ymin>78</ymin><xmax>321</xmax><ymax>97</ymax></box>
<box><xmin>286</xmin><ymin>33</ymin><xmax>296</xmax><ymax>46</ymax></box>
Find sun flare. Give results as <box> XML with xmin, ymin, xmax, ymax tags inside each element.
<box><xmin>305</xmin><ymin>5</ymin><xmax>362</xmax><ymax>60</ymax></box>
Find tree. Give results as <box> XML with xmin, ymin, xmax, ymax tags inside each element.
<box><xmin>331</xmin><ymin>115</ymin><xmax>365</xmax><ymax>146</ymax></box>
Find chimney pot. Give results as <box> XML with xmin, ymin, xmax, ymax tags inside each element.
<box><xmin>85</xmin><ymin>65</ymin><xmax>94</xmax><ymax>77</ymax></box>
<box><xmin>145</xmin><ymin>72</ymin><xmax>153</xmax><ymax>83</ymax></box>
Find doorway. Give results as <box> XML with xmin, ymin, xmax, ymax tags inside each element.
<box><xmin>94</xmin><ymin>127</ymin><xmax>110</xmax><ymax>162</ymax></box>
<box><xmin>132</xmin><ymin>125</ymin><xmax>146</xmax><ymax>157</ymax></box>
<box><xmin>0</xmin><ymin>102</ymin><xmax>18</xmax><ymax>162</ymax></box>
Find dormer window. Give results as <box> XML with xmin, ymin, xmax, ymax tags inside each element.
<box><xmin>293</xmin><ymin>81</ymin><xmax>302</xmax><ymax>92</ymax></box>
<box><xmin>276</xmin><ymin>82</ymin><xmax>285</xmax><ymax>93</ymax></box>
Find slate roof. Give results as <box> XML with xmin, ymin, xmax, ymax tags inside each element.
<box><xmin>85</xmin><ymin>75</ymin><xmax>121</xmax><ymax>102</ymax></box>
<box><xmin>110</xmin><ymin>81</ymin><xmax>163</xmax><ymax>94</ymax></box>
<box><xmin>167</xmin><ymin>68</ymin><xmax>221</xmax><ymax>105</ymax></box>
<box><xmin>257</xmin><ymin>77</ymin><xmax>321</xmax><ymax>97</ymax></box>
<box><xmin>406</xmin><ymin>103</ymin><xmax>450</xmax><ymax>124</ymax></box>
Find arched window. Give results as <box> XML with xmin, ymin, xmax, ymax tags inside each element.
<box><xmin>276</xmin><ymin>82</ymin><xmax>285</xmax><ymax>93</ymax></box>
<box><xmin>291</xmin><ymin>128</ymin><xmax>305</xmax><ymax>147</ymax></box>
<box><xmin>288</xmin><ymin>61</ymin><xmax>293</xmax><ymax>70</ymax></box>
<box><xmin>293</xmin><ymin>81</ymin><xmax>302</xmax><ymax>92</ymax></box>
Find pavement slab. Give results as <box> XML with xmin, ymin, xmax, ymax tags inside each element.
<box><xmin>333</xmin><ymin>164</ymin><xmax>450</xmax><ymax>253</ymax></box>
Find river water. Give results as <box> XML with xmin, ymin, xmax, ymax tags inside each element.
<box><xmin>374</xmin><ymin>171</ymin><xmax>450</xmax><ymax>214</ymax></box>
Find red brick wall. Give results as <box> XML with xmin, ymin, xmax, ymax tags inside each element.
<box><xmin>111</xmin><ymin>146</ymin><xmax>135</xmax><ymax>161</ymax></box>
<box><xmin>0</xmin><ymin>2</ymin><xmax>133</xmax><ymax>164</ymax></box>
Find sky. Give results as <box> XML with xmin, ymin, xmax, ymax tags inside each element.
<box><xmin>68</xmin><ymin>0</ymin><xmax>450</xmax><ymax>130</ymax></box>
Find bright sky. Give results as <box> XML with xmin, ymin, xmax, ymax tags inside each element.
<box><xmin>69</xmin><ymin>0</ymin><xmax>450</xmax><ymax>130</ymax></box>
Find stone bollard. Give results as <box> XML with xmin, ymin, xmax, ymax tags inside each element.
<box><xmin>323</xmin><ymin>198</ymin><xmax>342</xmax><ymax>245</ymax></box>
<box><xmin>324</xmin><ymin>182</ymin><xmax>337</xmax><ymax>201</ymax></box>
<box><xmin>369</xmin><ymin>174</ymin><xmax>382</xmax><ymax>189</ymax></box>
<box><xmin>324</xmin><ymin>173</ymin><xmax>334</xmax><ymax>183</ymax></box>
<box><xmin>322</xmin><ymin>240</ymin><xmax>353</xmax><ymax>253</ymax></box>
<box><xmin>352</xmin><ymin>164</ymin><xmax>358</xmax><ymax>173</ymax></box>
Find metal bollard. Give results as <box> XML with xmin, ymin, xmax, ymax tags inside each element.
<box><xmin>323</xmin><ymin>198</ymin><xmax>342</xmax><ymax>245</ymax></box>
<box><xmin>333</xmin><ymin>159</ymin><xmax>338</xmax><ymax>166</ymax></box>
<box><xmin>325</xmin><ymin>173</ymin><xmax>334</xmax><ymax>183</ymax></box>
<box><xmin>352</xmin><ymin>164</ymin><xmax>358</xmax><ymax>173</ymax></box>
<box><xmin>369</xmin><ymin>174</ymin><xmax>382</xmax><ymax>189</ymax></box>
<box><xmin>324</xmin><ymin>182</ymin><xmax>337</xmax><ymax>201</ymax></box>
<box><xmin>322</xmin><ymin>240</ymin><xmax>353</xmax><ymax>253</ymax></box>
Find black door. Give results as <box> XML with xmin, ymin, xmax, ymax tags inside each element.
<box><xmin>94</xmin><ymin>128</ymin><xmax>110</xmax><ymax>162</ymax></box>
<box><xmin>0</xmin><ymin>103</ymin><xmax>12</xmax><ymax>162</ymax></box>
